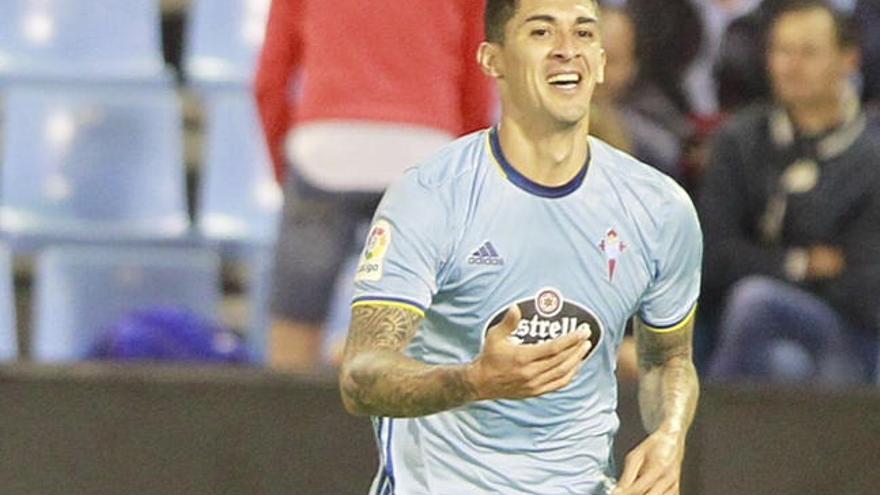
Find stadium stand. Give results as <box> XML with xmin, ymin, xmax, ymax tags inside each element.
<box><xmin>183</xmin><ymin>0</ymin><xmax>271</xmax><ymax>88</ymax></box>
<box><xmin>183</xmin><ymin>0</ymin><xmax>278</xmax><ymax>362</ymax></box>
<box><xmin>0</xmin><ymin>83</ymin><xmax>189</xmax><ymax>249</ymax></box>
<box><xmin>31</xmin><ymin>245</ymin><xmax>221</xmax><ymax>362</ymax></box>
<box><xmin>0</xmin><ymin>0</ymin><xmax>169</xmax><ymax>82</ymax></box>
<box><xmin>195</xmin><ymin>89</ymin><xmax>280</xmax><ymax>248</ymax></box>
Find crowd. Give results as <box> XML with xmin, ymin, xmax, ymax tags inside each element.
<box><xmin>256</xmin><ymin>0</ymin><xmax>879</xmax><ymax>385</ymax></box>
<box><xmin>1</xmin><ymin>0</ymin><xmax>873</xmax><ymax>384</ymax></box>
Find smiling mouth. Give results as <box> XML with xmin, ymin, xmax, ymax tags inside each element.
<box><xmin>547</xmin><ymin>73</ymin><xmax>582</xmax><ymax>91</ymax></box>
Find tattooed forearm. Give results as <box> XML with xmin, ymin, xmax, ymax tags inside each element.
<box><xmin>635</xmin><ymin>319</ymin><xmax>700</xmax><ymax>435</ymax></box>
<box><xmin>343</xmin><ymin>304</ymin><xmax>421</xmax><ymax>355</ymax></box>
<box><xmin>339</xmin><ymin>305</ymin><xmax>479</xmax><ymax>418</ymax></box>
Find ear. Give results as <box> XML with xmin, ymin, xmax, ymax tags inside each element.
<box><xmin>841</xmin><ymin>46</ymin><xmax>860</xmax><ymax>76</ymax></box>
<box><xmin>596</xmin><ymin>47</ymin><xmax>607</xmax><ymax>85</ymax></box>
<box><xmin>478</xmin><ymin>42</ymin><xmax>504</xmax><ymax>79</ymax></box>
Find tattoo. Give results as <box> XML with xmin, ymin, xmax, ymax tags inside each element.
<box><xmin>634</xmin><ymin>318</ymin><xmax>700</xmax><ymax>435</ymax></box>
<box><xmin>340</xmin><ymin>305</ymin><xmax>478</xmax><ymax>418</ymax></box>
<box><xmin>343</xmin><ymin>305</ymin><xmax>421</xmax><ymax>356</ymax></box>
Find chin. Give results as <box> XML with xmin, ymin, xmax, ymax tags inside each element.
<box><xmin>775</xmin><ymin>85</ymin><xmax>817</xmax><ymax>104</ymax></box>
<box><xmin>778</xmin><ymin>93</ymin><xmax>816</xmax><ymax>108</ymax></box>
<box><xmin>543</xmin><ymin>104</ymin><xmax>585</xmax><ymax>123</ymax></box>
<box><xmin>553</xmin><ymin>111</ymin><xmax>588</xmax><ymax>127</ymax></box>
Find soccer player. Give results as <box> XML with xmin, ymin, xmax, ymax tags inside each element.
<box><xmin>339</xmin><ymin>1</ymin><xmax>702</xmax><ymax>494</ymax></box>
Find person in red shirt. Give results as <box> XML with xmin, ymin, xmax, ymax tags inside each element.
<box><xmin>255</xmin><ymin>0</ymin><xmax>494</xmax><ymax>371</ymax></box>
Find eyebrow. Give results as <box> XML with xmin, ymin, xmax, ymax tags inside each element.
<box><xmin>523</xmin><ymin>15</ymin><xmax>598</xmax><ymax>25</ymax></box>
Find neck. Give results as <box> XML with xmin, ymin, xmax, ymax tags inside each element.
<box><xmin>787</xmin><ymin>94</ymin><xmax>845</xmax><ymax>137</ymax></box>
<box><xmin>496</xmin><ymin>116</ymin><xmax>591</xmax><ymax>187</ymax></box>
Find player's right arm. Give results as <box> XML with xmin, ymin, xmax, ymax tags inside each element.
<box><xmin>339</xmin><ymin>304</ymin><xmax>591</xmax><ymax>418</ymax></box>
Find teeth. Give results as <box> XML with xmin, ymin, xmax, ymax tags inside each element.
<box><xmin>548</xmin><ymin>73</ymin><xmax>580</xmax><ymax>84</ymax></box>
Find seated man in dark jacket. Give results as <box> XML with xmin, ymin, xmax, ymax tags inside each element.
<box><xmin>700</xmin><ymin>0</ymin><xmax>879</xmax><ymax>384</ymax></box>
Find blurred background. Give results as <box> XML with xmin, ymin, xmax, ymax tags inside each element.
<box><xmin>0</xmin><ymin>0</ymin><xmax>878</xmax><ymax>493</ymax></box>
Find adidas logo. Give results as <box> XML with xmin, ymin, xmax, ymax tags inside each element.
<box><xmin>468</xmin><ymin>241</ymin><xmax>504</xmax><ymax>266</ymax></box>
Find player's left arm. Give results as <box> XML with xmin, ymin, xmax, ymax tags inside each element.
<box><xmin>616</xmin><ymin>185</ymin><xmax>701</xmax><ymax>495</ymax></box>
<box><xmin>635</xmin><ymin>315</ymin><xmax>699</xmax><ymax>435</ymax></box>
<box><xmin>614</xmin><ymin>315</ymin><xmax>698</xmax><ymax>495</ymax></box>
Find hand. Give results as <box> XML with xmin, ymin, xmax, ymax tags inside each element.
<box><xmin>466</xmin><ymin>305</ymin><xmax>592</xmax><ymax>401</ymax></box>
<box><xmin>614</xmin><ymin>429</ymin><xmax>685</xmax><ymax>495</ymax></box>
<box><xmin>807</xmin><ymin>245</ymin><xmax>845</xmax><ymax>280</ymax></box>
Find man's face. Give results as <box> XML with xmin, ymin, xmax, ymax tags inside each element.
<box><xmin>482</xmin><ymin>0</ymin><xmax>606</xmax><ymax>128</ymax></box>
<box><xmin>767</xmin><ymin>8</ymin><xmax>857</xmax><ymax>107</ymax></box>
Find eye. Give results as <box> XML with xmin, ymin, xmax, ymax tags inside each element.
<box><xmin>531</xmin><ymin>28</ymin><xmax>550</xmax><ymax>38</ymax></box>
<box><xmin>577</xmin><ymin>29</ymin><xmax>595</xmax><ymax>39</ymax></box>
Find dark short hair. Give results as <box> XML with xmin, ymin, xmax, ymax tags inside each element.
<box><xmin>485</xmin><ymin>0</ymin><xmax>519</xmax><ymax>44</ymax></box>
<box><xmin>770</xmin><ymin>0</ymin><xmax>858</xmax><ymax>48</ymax></box>
<box><xmin>485</xmin><ymin>0</ymin><xmax>599</xmax><ymax>44</ymax></box>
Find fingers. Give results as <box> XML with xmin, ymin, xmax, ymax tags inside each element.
<box><xmin>616</xmin><ymin>449</ymin><xmax>644</xmax><ymax>492</ymax></box>
<box><xmin>530</xmin><ymin>334</ymin><xmax>592</xmax><ymax>372</ymax></box>
<box><xmin>618</xmin><ymin>471</ymin><xmax>675</xmax><ymax>495</ymax></box>
<box><xmin>520</xmin><ymin>326</ymin><xmax>591</xmax><ymax>362</ymax></box>
<box><xmin>645</xmin><ymin>477</ymin><xmax>677</xmax><ymax>495</ymax></box>
<box><xmin>528</xmin><ymin>339</ymin><xmax>591</xmax><ymax>390</ymax></box>
<box><xmin>481</xmin><ymin>305</ymin><xmax>595</xmax><ymax>400</ymax></box>
<box><xmin>529</xmin><ymin>352</ymin><xmax>587</xmax><ymax>394</ymax></box>
<box><xmin>615</xmin><ymin>451</ymin><xmax>679</xmax><ymax>495</ymax></box>
<box><xmin>486</xmin><ymin>305</ymin><xmax>522</xmax><ymax>342</ymax></box>
<box><xmin>626</xmin><ymin>468</ymin><xmax>670</xmax><ymax>495</ymax></box>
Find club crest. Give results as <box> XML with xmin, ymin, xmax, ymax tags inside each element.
<box><xmin>599</xmin><ymin>228</ymin><xmax>626</xmax><ymax>282</ymax></box>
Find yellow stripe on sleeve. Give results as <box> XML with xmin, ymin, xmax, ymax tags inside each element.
<box><xmin>643</xmin><ymin>304</ymin><xmax>697</xmax><ymax>334</ymax></box>
<box><xmin>351</xmin><ymin>300</ymin><xmax>426</xmax><ymax>318</ymax></box>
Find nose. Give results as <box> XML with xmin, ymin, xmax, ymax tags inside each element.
<box><xmin>551</xmin><ymin>33</ymin><xmax>579</xmax><ymax>61</ymax></box>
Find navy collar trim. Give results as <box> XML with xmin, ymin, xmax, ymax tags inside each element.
<box><xmin>488</xmin><ymin>127</ymin><xmax>589</xmax><ymax>199</ymax></box>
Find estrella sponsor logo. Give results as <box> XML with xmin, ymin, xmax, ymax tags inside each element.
<box><xmin>483</xmin><ymin>287</ymin><xmax>602</xmax><ymax>361</ymax></box>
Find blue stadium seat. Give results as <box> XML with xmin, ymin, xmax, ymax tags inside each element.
<box><xmin>0</xmin><ymin>0</ymin><xmax>168</xmax><ymax>82</ymax></box>
<box><xmin>0</xmin><ymin>243</ymin><xmax>17</xmax><ymax>361</ymax></box>
<box><xmin>31</xmin><ymin>245</ymin><xmax>222</xmax><ymax>363</ymax></box>
<box><xmin>193</xmin><ymin>89</ymin><xmax>279</xmax><ymax>364</ymax></box>
<box><xmin>195</xmin><ymin>90</ymin><xmax>281</xmax><ymax>247</ymax></box>
<box><xmin>0</xmin><ymin>83</ymin><xmax>190</xmax><ymax>247</ymax></box>
<box><xmin>184</xmin><ymin>0</ymin><xmax>271</xmax><ymax>88</ymax></box>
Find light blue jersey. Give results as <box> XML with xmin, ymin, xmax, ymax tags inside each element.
<box><xmin>352</xmin><ymin>127</ymin><xmax>702</xmax><ymax>495</ymax></box>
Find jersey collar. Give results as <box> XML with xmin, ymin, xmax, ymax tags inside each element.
<box><xmin>488</xmin><ymin>127</ymin><xmax>589</xmax><ymax>199</ymax></box>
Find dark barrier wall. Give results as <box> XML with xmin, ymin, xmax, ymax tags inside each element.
<box><xmin>692</xmin><ymin>385</ymin><xmax>880</xmax><ymax>494</ymax></box>
<box><xmin>0</xmin><ymin>364</ymin><xmax>877</xmax><ymax>495</ymax></box>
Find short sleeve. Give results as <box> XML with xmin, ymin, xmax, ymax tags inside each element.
<box><xmin>638</xmin><ymin>188</ymin><xmax>703</xmax><ymax>332</ymax></box>
<box><xmin>352</xmin><ymin>169</ymin><xmax>448</xmax><ymax>317</ymax></box>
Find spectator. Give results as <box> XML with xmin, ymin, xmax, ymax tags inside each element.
<box><xmin>716</xmin><ymin>0</ymin><xmax>790</xmax><ymax>113</ymax></box>
<box><xmin>684</xmin><ymin>0</ymin><xmax>763</xmax><ymax>117</ymax></box>
<box><xmin>627</xmin><ymin>0</ymin><xmax>704</xmax><ymax>115</ymax></box>
<box><xmin>700</xmin><ymin>0</ymin><xmax>880</xmax><ymax>384</ymax></box>
<box><xmin>853</xmin><ymin>0</ymin><xmax>880</xmax><ymax>107</ymax></box>
<box><xmin>626</xmin><ymin>0</ymin><xmax>712</xmax><ymax>189</ymax></box>
<box><xmin>592</xmin><ymin>5</ymin><xmax>692</xmax><ymax>182</ymax></box>
<box><xmin>715</xmin><ymin>0</ymin><xmax>857</xmax><ymax>113</ymax></box>
<box><xmin>683</xmin><ymin>1</ymin><xmax>763</xmax><ymax>190</ymax></box>
<box><xmin>254</xmin><ymin>0</ymin><xmax>494</xmax><ymax>371</ymax></box>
